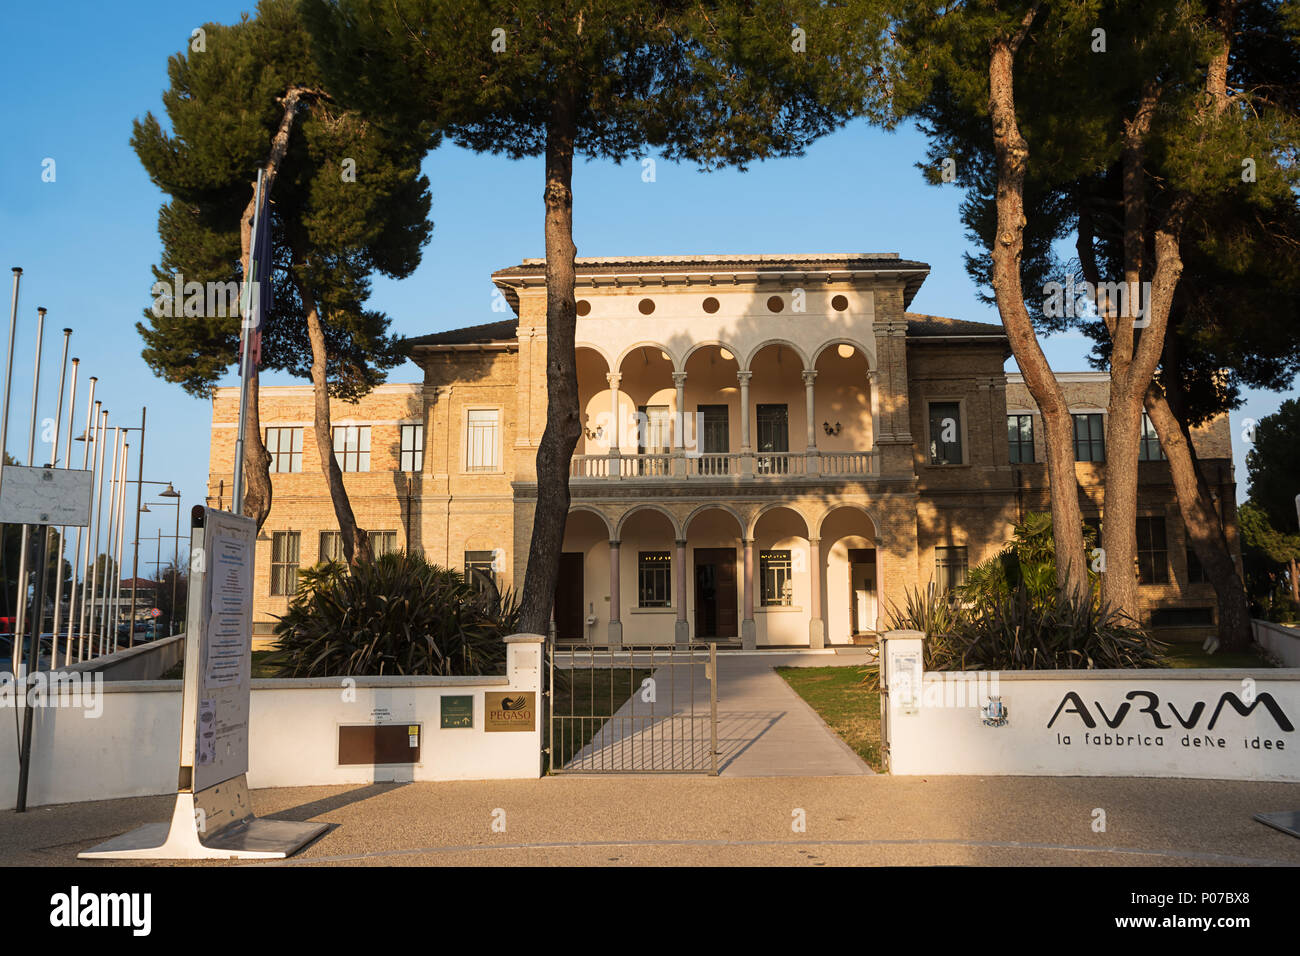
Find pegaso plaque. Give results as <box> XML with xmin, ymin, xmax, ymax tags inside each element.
<box><xmin>484</xmin><ymin>692</ymin><xmax>536</xmax><ymax>732</ymax></box>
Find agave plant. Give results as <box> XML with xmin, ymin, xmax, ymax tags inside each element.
<box><xmin>267</xmin><ymin>551</ymin><xmax>518</xmax><ymax>677</ymax></box>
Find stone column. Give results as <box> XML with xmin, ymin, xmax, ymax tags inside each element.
<box><xmin>742</xmin><ymin>537</ymin><xmax>756</xmax><ymax>650</ymax></box>
<box><xmin>608</xmin><ymin>539</ymin><xmax>623</xmax><ymax>647</ymax></box>
<box><xmin>738</xmin><ymin>370</ymin><xmax>753</xmax><ymax>477</ymax></box>
<box><xmin>802</xmin><ymin>368</ymin><xmax>819</xmax><ymax>475</ymax></box>
<box><xmin>606</xmin><ymin>372</ymin><xmax>622</xmax><ymax>478</ymax></box>
<box><xmin>674</xmin><ymin>538</ymin><xmax>689</xmax><ymax>644</ymax></box>
<box><xmin>672</xmin><ymin>370</ymin><xmax>688</xmax><ymax>476</ymax></box>
<box><xmin>808</xmin><ymin>536</ymin><xmax>825</xmax><ymax>648</ymax></box>
<box><xmin>868</xmin><ymin>369</ymin><xmax>881</xmax><ymax>474</ymax></box>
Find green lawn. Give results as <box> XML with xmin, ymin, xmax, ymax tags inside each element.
<box><xmin>547</xmin><ymin>667</ymin><xmax>653</xmax><ymax>772</ymax></box>
<box><xmin>777</xmin><ymin>665</ymin><xmax>883</xmax><ymax>773</ymax></box>
<box><xmin>1158</xmin><ymin>643</ymin><xmax>1273</xmax><ymax>669</ymax></box>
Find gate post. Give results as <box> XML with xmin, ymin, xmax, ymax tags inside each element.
<box><xmin>878</xmin><ymin>629</ymin><xmax>924</xmax><ymax>775</ymax></box>
<box><xmin>709</xmin><ymin>642</ymin><xmax>719</xmax><ymax>776</ymax></box>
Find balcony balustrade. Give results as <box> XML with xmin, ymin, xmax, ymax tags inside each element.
<box><xmin>567</xmin><ymin>449</ymin><xmax>878</xmax><ymax>480</ymax></box>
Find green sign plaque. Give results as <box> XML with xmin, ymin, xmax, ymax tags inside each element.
<box><xmin>441</xmin><ymin>695</ymin><xmax>474</xmax><ymax>729</ymax></box>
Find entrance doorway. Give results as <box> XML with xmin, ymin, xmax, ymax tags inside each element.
<box><xmin>553</xmin><ymin>552</ymin><xmax>584</xmax><ymax>641</ymax></box>
<box><xmin>693</xmin><ymin>548</ymin><xmax>738</xmax><ymax>639</ymax></box>
<box><xmin>848</xmin><ymin>548</ymin><xmax>877</xmax><ymax>638</ymax></box>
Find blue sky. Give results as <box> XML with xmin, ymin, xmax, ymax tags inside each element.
<box><xmin>0</xmin><ymin>0</ymin><xmax>1290</xmax><ymax>572</ymax></box>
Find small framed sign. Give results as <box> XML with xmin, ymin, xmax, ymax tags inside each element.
<box><xmin>441</xmin><ymin>695</ymin><xmax>473</xmax><ymax>729</ymax></box>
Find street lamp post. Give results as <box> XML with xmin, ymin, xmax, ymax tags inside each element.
<box><xmin>133</xmin><ymin>481</ymin><xmax>181</xmax><ymax>638</ymax></box>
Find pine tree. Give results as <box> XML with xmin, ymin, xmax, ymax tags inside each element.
<box><xmin>133</xmin><ymin>0</ymin><xmax>432</xmax><ymax>561</ymax></box>
<box><xmin>306</xmin><ymin>0</ymin><xmax>889</xmax><ymax>634</ymax></box>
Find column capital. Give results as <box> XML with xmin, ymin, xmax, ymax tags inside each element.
<box><xmin>801</xmin><ymin>368</ymin><xmax>818</xmax><ymax>385</ymax></box>
<box><xmin>809</xmin><ymin>536</ymin><xmax>821</xmax><ymax>546</ymax></box>
<box><xmin>671</xmin><ymin>371</ymin><xmax>688</xmax><ymax>387</ymax></box>
<box><xmin>675</xmin><ymin>539</ymin><xmax>687</xmax><ymax>548</ymax></box>
<box><xmin>608</xmin><ymin>538</ymin><xmax>621</xmax><ymax>548</ymax></box>
<box><xmin>606</xmin><ymin>372</ymin><xmax>622</xmax><ymax>387</ymax></box>
<box><xmin>736</xmin><ymin>370</ymin><xmax>753</xmax><ymax>385</ymax></box>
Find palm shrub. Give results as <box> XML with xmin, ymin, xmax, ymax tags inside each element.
<box><xmin>268</xmin><ymin>550</ymin><xmax>519</xmax><ymax>677</ymax></box>
<box><xmin>875</xmin><ymin>583</ymin><xmax>1165</xmax><ymax>677</ymax></box>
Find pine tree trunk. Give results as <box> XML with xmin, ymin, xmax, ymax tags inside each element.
<box><xmin>236</xmin><ymin>85</ymin><xmax>323</xmax><ymax>530</ymax></box>
<box><xmin>296</xmin><ymin>273</ymin><xmax>372</xmax><ymax>566</ymax></box>
<box><xmin>1145</xmin><ymin>385</ymin><xmax>1252</xmax><ymax>650</ymax></box>
<box><xmin>517</xmin><ymin>92</ymin><xmax>581</xmax><ymax>637</ymax></box>
<box><xmin>987</xmin><ymin>22</ymin><xmax>1089</xmax><ymax>604</ymax></box>
<box><xmin>1290</xmin><ymin>557</ymin><xmax>1299</xmax><ymax>606</ymax></box>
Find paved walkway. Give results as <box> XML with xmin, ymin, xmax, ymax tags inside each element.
<box><xmin>6</xmin><ymin>775</ymin><xmax>1300</xmax><ymax>866</ymax></box>
<box><xmin>564</xmin><ymin>649</ymin><xmax>874</xmax><ymax>776</ymax></box>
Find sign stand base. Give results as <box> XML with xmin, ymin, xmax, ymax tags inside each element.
<box><xmin>1254</xmin><ymin>810</ymin><xmax>1300</xmax><ymax>840</ymax></box>
<box><xmin>79</xmin><ymin>775</ymin><xmax>327</xmax><ymax>861</ymax></box>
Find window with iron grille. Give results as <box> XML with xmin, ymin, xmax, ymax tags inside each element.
<box><xmin>270</xmin><ymin>531</ymin><xmax>300</xmax><ymax>595</ymax></box>
<box><xmin>371</xmin><ymin>531</ymin><xmax>398</xmax><ymax>556</ymax></box>
<box><xmin>319</xmin><ymin>531</ymin><xmax>343</xmax><ymax>564</ymax></box>
<box><xmin>465</xmin><ymin>550</ymin><xmax>497</xmax><ymax>591</ymax></box>
<box><xmin>400</xmin><ymin>423</ymin><xmax>425</xmax><ymax>472</ymax></box>
<box><xmin>1073</xmin><ymin>413</ymin><xmax>1105</xmax><ymax>462</ymax></box>
<box><xmin>466</xmin><ymin>409</ymin><xmax>500</xmax><ymax>471</ymax></box>
<box><xmin>332</xmin><ymin>425</ymin><xmax>371</xmax><ymax>473</ymax></box>
<box><xmin>1007</xmin><ymin>414</ymin><xmax>1035</xmax><ymax>464</ymax></box>
<box><xmin>760</xmin><ymin>550</ymin><xmax>793</xmax><ymax>606</ymax></box>
<box><xmin>265</xmin><ymin>427</ymin><xmax>303</xmax><ymax>473</ymax></box>
<box><xmin>935</xmin><ymin>546</ymin><xmax>968</xmax><ymax>592</ymax></box>
<box><xmin>638</xmin><ymin>551</ymin><xmax>672</xmax><ymax>607</ymax></box>
<box><xmin>1136</xmin><ymin>516</ymin><xmax>1169</xmax><ymax>584</ymax></box>
<box><xmin>928</xmin><ymin>402</ymin><xmax>963</xmax><ymax>464</ymax></box>
<box><xmin>1186</xmin><ymin>546</ymin><xmax>1208</xmax><ymax>584</ymax></box>
<box><xmin>1138</xmin><ymin>412</ymin><xmax>1166</xmax><ymax>461</ymax></box>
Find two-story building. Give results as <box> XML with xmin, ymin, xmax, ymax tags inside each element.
<box><xmin>207</xmin><ymin>253</ymin><xmax>1237</xmax><ymax>647</ymax></box>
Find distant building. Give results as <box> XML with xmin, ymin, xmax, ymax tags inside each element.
<box><xmin>208</xmin><ymin>254</ymin><xmax>1238</xmax><ymax>646</ymax></box>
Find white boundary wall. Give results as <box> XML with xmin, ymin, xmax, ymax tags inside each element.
<box><xmin>1253</xmin><ymin>618</ymin><xmax>1300</xmax><ymax>668</ymax></box>
<box><xmin>1</xmin><ymin>635</ymin><xmax>544</xmax><ymax>811</ymax></box>
<box><xmin>881</xmin><ymin>631</ymin><xmax>1300</xmax><ymax>782</ymax></box>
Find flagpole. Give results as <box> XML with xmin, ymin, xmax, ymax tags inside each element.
<box><xmin>231</xmin><ymin>169</ymin><xmax>265</xmax><ymax>515</ymax></box>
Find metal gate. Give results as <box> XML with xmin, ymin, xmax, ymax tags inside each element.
<box><xmin>546</xmin><ymin>642</ymin><xmax>718</xmax><ymax>774</ymax></box>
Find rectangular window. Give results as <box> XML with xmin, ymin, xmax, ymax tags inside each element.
<box><xmin>332</xmin><ymin>425</ymin><xmax>371</xmax><ymax>473</ymax></box>
<box><xmin>464</xmin><ymin>550</ymin><xmax>497</xmax><ymax>591</ymax></box>
<box><xmin>1186</xmin><ymin>546</ymin><xmax>1208</xmax><ymax>584</ymax></box>
<box><xmin>1138</xmin><ymin>412</ymin><xmax>1166</xmax><ymax>461</ymax></box>
<box><xmin>466</xmin><ymin>409</ymin><xmax>500</xmax><ymax>471</ymax></box>
<box><xmin>1007</xmin><ymin>414</ymin><xmax>1035</xmax><ymax>464</ymax></box>
<box><xmin>928</xmin><ymin>402</ymin><xmax>963</xmax><ymax>465</ymax></box>
<box><xmin>371</xmin><ymin>531</ymin><xmax>398</xmax><ymax>556</ymax></box>
<box><xmin>1136</xmin><ymin>516</ymin><xmax>1169</xmax><ymax>585</ymax></box>
<box><xmin>1073</xmin><ymin>413</ymin><xmax>1106</xmax><ymax>462</ymax></box>
<box><xmin>400</xmin><ymin>423</ymin><xmax>425</xmax><ymax>472</ymax></box>
<box><xmin>638</xmin><ymin>551</ymin><xmax>672</xmax><ymax>608</ymax></box>
<box><xmin>935</xmin><ymin>546</ymin><xmax>968</xmax><ymax>592</ymax></box>
<box><xmin>270</xmin><ymin>531</ymin><xmax>300</xmax><ymax>596</ymax></box>
<box><xmin>319</xmin><ymin>531</ymin><xmax>343</xmax><ymax>564</ymax></box>
<box><xmin>265</xmin><ymin>427</ymin><xmax>303</xmax><ymax>474</ymax></box>
<box><xmin>760</xmin><ymin>549</ymin><xmax>793</xmax><ymax>607</ymax></box>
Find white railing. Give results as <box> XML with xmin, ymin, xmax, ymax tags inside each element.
<box><xmin>754</xmin><ymin>452</ymin><xmax>806</xmax><ymax>476</ymax></box>
<box><xmin>570</xmin><ymin>450</ymin><xmax>879</xmax><ymax>480</ymax></box>
<box><xmin>820</xmin><ymin>451</ymin><xmax>879</xmax><ymax>476</ymax></box>
<box><xmin>570</xmin><ymin>455</ymin><xmax>609</xmax><ymax>478</ymax></box>
<box><xmin>691</xmin><ymin>453</ymin><xmax>741</xmax><ymax>477</ymax></box>
<box><xmin>618</xmin><ymin>454</ymin><xmax>671</xmax><ymax>477</ymax></box>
